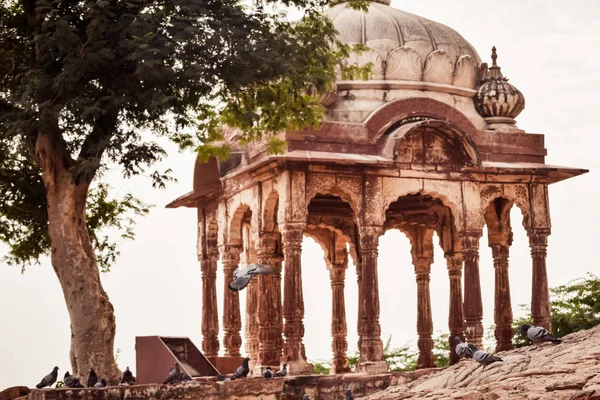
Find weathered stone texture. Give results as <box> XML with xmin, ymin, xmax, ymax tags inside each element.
<box><xmin>361</xmin><ymin>326</ymin><xmax>600</xmax><ymax>400</ymax></box>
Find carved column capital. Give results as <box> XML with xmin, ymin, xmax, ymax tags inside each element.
<box><xmin>359</xmin><ymin>226</ymin><xmax>384</xmax><ymax>250</ymax></box>
<box><xmin>414</xmin><ymin>257</ymin><xmax>433</xmax><ymax>282</ymax></box>
<box><xmin>461</xmin><ymin>230</ymin><xmax>482</xmax><ymax>252</ymax></box>
<box><xmin>528</xmin><ymin>229</ymin><xmax>550</xmax><ymax>253</ymax></box>
<box><xmin>446</xmin><ymin>252</ymin><xmax>463</xmax><ymax>276</ymax></box>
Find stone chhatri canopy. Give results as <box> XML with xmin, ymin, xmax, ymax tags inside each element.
<box><xmin>167</xmin><ymin>0</ymin><xmax>587</xmax><ymax>376</ymax></box>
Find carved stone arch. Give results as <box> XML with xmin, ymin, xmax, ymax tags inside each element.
<box><xmin>305</xmin><ymin>223</ymin><xmax>358</xmax><ymax>268</ymax></box>
<box><xmin>381</xmin><ymin>184</ymin><xmax>465</xmax><ymax>245</ymax></box>
<box><xmin>262</xmin><ymin>191</ymin><xmax>280</xmax><ymax>233</ymax></box>
<box><xmin>306</xmin><ymin>176</ymin><xmax>362</xmax><ymax>225</ymax></box>
<box><xmin>228</xmin><ymin>203</ymin><xmax>252</xmax><ymax>246</ymax></box>
<box><xmin>381</xmin><ymin>119</ymin><xmax>481</xmax><ymax>167</ymax></box>
<box><xmin>365</xmin><ymin>97</ymin><xmax>480</xmax><ymax>144</ymax></box>
<box><xmin>478</xmin><ymin>184</ymin><xmax>532</xmax><ymax>232</ymax></box>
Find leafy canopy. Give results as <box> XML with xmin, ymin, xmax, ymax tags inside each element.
<box><xmin>0</xmin><ymin>0</ymin><xmax>370</xmax><ymax>269</ymax></box>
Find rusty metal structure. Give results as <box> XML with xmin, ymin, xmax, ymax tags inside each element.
<box><xmin>167</xmin><ymin>0</ymin><xmax>587</xmax><ymax>375</ymax></box>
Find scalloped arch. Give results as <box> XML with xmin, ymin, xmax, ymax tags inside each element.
<box><xmin>477</xmin><ymin>186</ymin><xmax>532</xmax><ymax>232</ymax></box>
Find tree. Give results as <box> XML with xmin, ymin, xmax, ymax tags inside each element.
<box><xmin>0</xmin><ymin>0</ymin><xmax>369</xmax><ymax>381</ymax></box>
<box><xmin>513</xmin><ymin>273</ymin><xmax>600</xmax><ymax>347</ymax></box>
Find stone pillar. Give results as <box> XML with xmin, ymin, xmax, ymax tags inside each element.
<box><xmin>490</xmin><ymin>233</ymin><xmax>514</xmax><ymax>352</ymax></box>
<box><xmin>446</xmin><ymin>253</ymin><xmax>465</xmax><ymax>365</ymax></box>
<box><xmin>281</xmin><ymin>222</ymin><xmax>312</xmax><ymax>374</ymax></box>
<box><xmin>245</xmin><ymin>279</ymin><xmax>260</xmax><ymax>362</ymax></box>
<box><xmin>201</xmin><ymin>248</ymin><xmax>219</xmax><ymax>358</ymax></box>
<box><xmin>221</xmin><ymin>245</ymin><xmax>242</xmax><ymax>357</ymax></box>
<box><xmin>462</xmin><ymin>231</ymin><xmax>484</xmax><ymax>349</ymax></box>
<box><xmin>255</xmin><ymin>232</ymin><xmax>284</xmax><ymax>374</ymax></box>
<box><xmin>414</xmin><ymin>256</ymin><xmax>435</xmax><ymax>369</ymax></box>
<box><xmin>357</xmin><ymin>226</ymin><xmax>387</xmax><ymax>373</ymax></box>
<box><xmin>529</xmin><ymin>229</ymin><xmax>552</xmax><ymax>331</ymax></box>
<box><xmin>329</xmin><ymin>256</ymin><xmax>351</xmax><ymax>374</ymax></box>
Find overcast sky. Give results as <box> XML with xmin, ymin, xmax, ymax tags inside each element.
<box><xmin>1</xmin><ymin>0</ymin><xmax>599</xmax><ymax>390</ymax></box>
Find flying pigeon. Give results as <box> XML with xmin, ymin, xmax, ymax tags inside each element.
<box><xmin>454</xmin><ymin>337</ymin><xmax>473</xmax><ymax>359</ymax></box>
<box><xmin>164</xmin><ymin>363</ymin><xmax>181</xmax><ymax>384</ymax></box>
<box><xmin>467</xmin><ymin>344</ymin><xmax>503</xmax><ymax>370</ymax></box>
<box><xmin>64</xmin><ymin>372</ymin><xmax>84</xmax><ymax>388</ymax></box>
<box><xmin>230</xmin><ymin>357</ymin><xmax>250</xmax><ymax>380</ymax></box>
<box><xmin>94</xmin><ymin>379</ymin><xmax>107</xmax><ymax>388</ymax></box>
<box><xmin>346</xmin><ymin>388</ymin><xmax>354</xmax><ymax>400</ymax></box>
<box><xmin>121</xmin><ymin>367</ymin><xmax>136</xmax><ymax>385</ymax></box>
<box><xmin>302</xmin><ymin>395</ymin><xmax>311</xmax><ymax>400</ymax></box>
<box><xmin>87</xmin><ymin>368</ymin><xmax>98</xmax><ymax>388</ymax></box>
<box><xmin>36</xmin><ymin>366</ymin><xmax>59</xmax><ymax>389</ymax></box>
<box><xmin>274</xmin><ymin>363</ymin><xmax>287</xmax><ymax>377</ymax></box>
<box><xmin>263</xmin><ymin>367</ymin><xmax>273</xmax><ymax>378</ymax></box>
<box><xmin>228</xmin><ymin>263</ymin><xmax>277</xmax><ymax>291</ymax></box>
<box><xmin>518</xmin><ymin>324</ymin><xmax>561</xmax><ymax>344</ymax></box>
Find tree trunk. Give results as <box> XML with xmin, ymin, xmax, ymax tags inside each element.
<box><xmin>35</xmin><ymin>133</ymin><xmax>120</xmax><ymax>383</ymax></box>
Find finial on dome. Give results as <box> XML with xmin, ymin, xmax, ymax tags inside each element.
<box><xmin>474</xmin><ymin>46</ymin><xmax>525</xmax><ymax>133</ymax></box>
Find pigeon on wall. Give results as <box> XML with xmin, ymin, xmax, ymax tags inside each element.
<box><xmin>164</xmin><ymin>363</ymin><xmax>181</xmax><ymax>384</ymax></box>
<box><xmin>64</xmin><ymin>372</ymin><xmax>84</xmax><ymax>388</ymax></box>
<box><xmin>87</xmin><ymin>368</ymin><xmax>98</xmax><ymax>388</ymax></box>
<box><xmin>302</xmin><ymin>395</ymin><xmax>311</xmax><ymax>400</ymax></box>
<box><xmin>518</xmin><ymin>325</ymin><xmax>561</xmax><ymax>344</ymax></box>
<box><xmin>454</xmin><ymin>337</ymin><xmax>473</xmax><ymax>359</ymax></box>
<box><xmin>36</xmin><ymin>366</ymin><xmax>59</xmax><ymax>389</ymax></box>
<box><xmin>274</xmin><ymin>363</ymin><xmax>287</xmax><ymax>377</ymax></box>
<box><xmin>121</xmin><ymin>367</ymin><xmax>136</xmax><ymax>385</ymax></box>
<box><xmin>346</xmin><ymin>388</ymin><xmax>354</xmax><ymax>400</ymax></box>
<box><xmin>263</xmin><ymin>367</ymin><xmax>273</xmax><ymax>378</ymax></box>
<box><xmin>230</xmin><ymin>357</ymin><xmax>250</xmax><ymax>380</ymax></box>
<box><xmin>228</xmin><ymin>264</ymin><xmax>277</xmax><ymax>291</ymax></box>
<box><xmin>94</xmin><ymin>379</ymin><xmax>107</xmax><ymax>388</ymax></box>
<box><xmin>467</xmin><ymin>344</ymin><xmax>503</xmax><ymax>370</ymax></box>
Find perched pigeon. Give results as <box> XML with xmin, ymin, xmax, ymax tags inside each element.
<box><xmin>228</xmin><ymin>263</ymin><xmax>277</xmax><ymax>291</ymax></box>
<box><xmin>263</xmin><ymin>367</ymin><xmax>273</xmax><ymax>378</ymax></box>
<box><xmin>230</xmin><ymin>357</ymin><xmax>250</xmax><ymax>380</ymax></box>
<box><xmin>121</xmin><ymin>367</ymin><xmax>136</xmax><ymax>385</ymax></box>
<box><xmin>87</xmin><ymin>368</ymin><xmax>98</xmax><ymax>388</ymax></box>
<box><xmin>94</xmin><ymin>379</ymin><xmax>107</xmax><ymax>388</ymax></box>
<box><xmin>36</xmin><ymin>366</ymin><xmax>59</xmax><ymax>389</ymax></box>
<box><xmin>346</xmin><ymin>388</ymin><xmax>354</xmax><ymax>400</ymax></box>
<box><xmin>216</xmin><ymin>374</ymin><xmax>230</xmax><ymax>382</ymax></box>
<box><xmin>518</xmin><ymin>325</ymin><xmax>561</xmax><ymax>344</ymax></box>
<box><xmin>274</xmin><ymin>363</ymin><xmax>287</xmax><ymax>377</ymax></box>
<box><xmin>467</xmin><ymin>344</ymin><xmax>503</xmax><ymax>370</ymax></box>
<box><xmin>164</xmin><ymin>363</ymin><xmax>181</xmax><ymax>384</ymax></box>
<box><xmin>64</xmin><ymin>372</ymin><xmax>84</xmax><ymax>388</ymax></box>
<box><xmin>302</xmin><ymin>395</ymin><xmax>311</xmax><ymax>400</ymax></box>
<box><xmin>454</xmin><ymin>337</ymin><xmax>473</xmax><ymax>359</ymax></box>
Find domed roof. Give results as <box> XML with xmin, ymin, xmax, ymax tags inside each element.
<box><xmin>325</xmin><ymin>1</ymin><xmax>482</xmax><ymax>90</ymax></box>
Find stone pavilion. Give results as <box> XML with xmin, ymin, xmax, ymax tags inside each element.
<box><xmin>167</xmin><ymin>0</ymin><xmax>587</xmax><ymax>376</ymax></box>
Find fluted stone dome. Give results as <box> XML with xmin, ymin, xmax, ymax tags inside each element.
<box><xmin>325</xmin><ymin>1</ymin><xmax>481</xmax><ymax>89</ymax></box>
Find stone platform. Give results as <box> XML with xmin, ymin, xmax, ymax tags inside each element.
<box><xmin>2</xmin><ymin>369</ymin><xmax>440</xmax><ymax>400</ymax></box>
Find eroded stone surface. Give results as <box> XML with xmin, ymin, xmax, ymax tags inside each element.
<box><xmin>360</xmin><ymin>326</ymin><xmax>600</xmax><ymax>400</ymax></box>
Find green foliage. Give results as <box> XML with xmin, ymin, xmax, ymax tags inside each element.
<box><xmin>310</xmin><ymin>359</ymin><xmax>331</xmax><ymax>374</ymax></box>
<box><xmin>512</xmin><ymin>274</ymin><xmax>600</xmax><ymax>347</ymax></box>
<box><xmin>0</xmin><ymin>0</ymin><xmax>372</xmax><ymax>270</ymax></box>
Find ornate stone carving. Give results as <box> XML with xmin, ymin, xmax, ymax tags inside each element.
<box><xmin>491</xmin><ymin>243</ymin><xmax>514</xmax><ymax>352</ymax></box>
<box><xmin>280</xmin><ymin>222</ymin><xmax>312</xmax><ymax>374</ymax></box>
<box><xmin>461</xmin><ymin>231</ymin><xmax>484</xmax><ymax>348</ymax></box>
<box><xmin>329</xmin><ymin>260</ymin><xmax>351</xmax><ymax>374</ymax></box>
<box><xmin>201</xmin><ymin>249</ymin><xmax>219</xmax><ymax>358</ymax></box>
<box><xmin>221</xmin><ymin>245</ymin><xmax>243</xmax><ymax>357</ymax></box>
<box><xmin>446</xmin><ymin>252</ymin><xmax>465</xmax><ymax>365</ymax></box>
<box><xmin>528</xmin><ymin>229</ymin><xmax>552</xmax><ymax>330</ymax></box>
<box><xmin>357</xmin><ymin>226</ymin><xmax>387</xmax><ymax>373</ymax></box>
<box><xmin>475</xmin><ymin>47</ymin><xmax>525</xmax><ymax>133</ymax></box>
<box><xmin>414</xmin><ymin>257</ymin><xmax>435</xmax><ymax>369</ymax></box>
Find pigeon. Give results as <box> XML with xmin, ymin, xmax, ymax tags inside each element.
<box><xmin>230</xmin><ymin>357</ymin><xmax>250</xmax><ymax>380</ymax></box>
<box><xmin>64</xmin><ymin>372</ymin><xmax>84</xmax><ymax>388</ymax></box>
<box><xmin>263</xmin><ymin>367</ymin><xmax>273</xmax><ymax>378</ymax></box>
<box><xmin>36</xmin><ymin>366</ymin><xmax>59</xmax><ymax>389</ymax></box>
<box><xmin>94</xmin><ymin>378</ymin><xmax>107</xmax><ymax>388</ymax></box>
<box><xmin>454</xmin><ymin>337</ymin><xmax>473</xmax><ymax>359</ymax></box>
<box><xmin>302</xmin><ymin>395</ymin><xmax>311</xmax><ymax>400</ymax></box>
<box><xmin>518</xmin><ymin>324</ymin><xmax>561</xmax><ymax>344</ymax></box>
<box><xmin>274</xmin><ymin>363</ymin><xmax>287</xmax><ymax>377</ymax></box>
<box><xmin>164</xmin><ymin>363</ymin><xmax>181</xmax><ymax>384</ymax></box>
<box><xmin>87</xmin><ymin>368</ymin><xmax>98</xmax><ymax>388</ymax></box>
<box><xmin>121</xmin><ymin>367</ymin><xmax>136</xmax><ymax>385</ymax></box>
<box><xmin>346</xmin><ymin>388</ymin><xmax>354</xmax><ymax>400</ymax></box>
<box><xmin>228</xmin><ymin>263</ymin><xmax>277</xmax><ymax>291</ymax></box>
<box><xmin>216</xmin><ymin>374</ymin><xmax>230</xmax><ymax>382</ymax></box>
<box><xmin>467</xmin><ymin>344</ymin><xmax>503</xmax><ymax>370</ymax></box>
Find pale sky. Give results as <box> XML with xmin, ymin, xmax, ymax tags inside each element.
<box><xmin>1</xmin><ymin>0</ymin><xmax>599</xmax><ymax>389</ymax></box>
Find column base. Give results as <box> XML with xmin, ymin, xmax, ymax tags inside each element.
<box><xmin>286</xmin><ymin>359</ymin><xmax>314</xmax><ymax>375</ymax></box>
<box><xmin>357</xmin><ymin>360</ymin><xmax>388</xmax><ymax>374</ymax></box>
